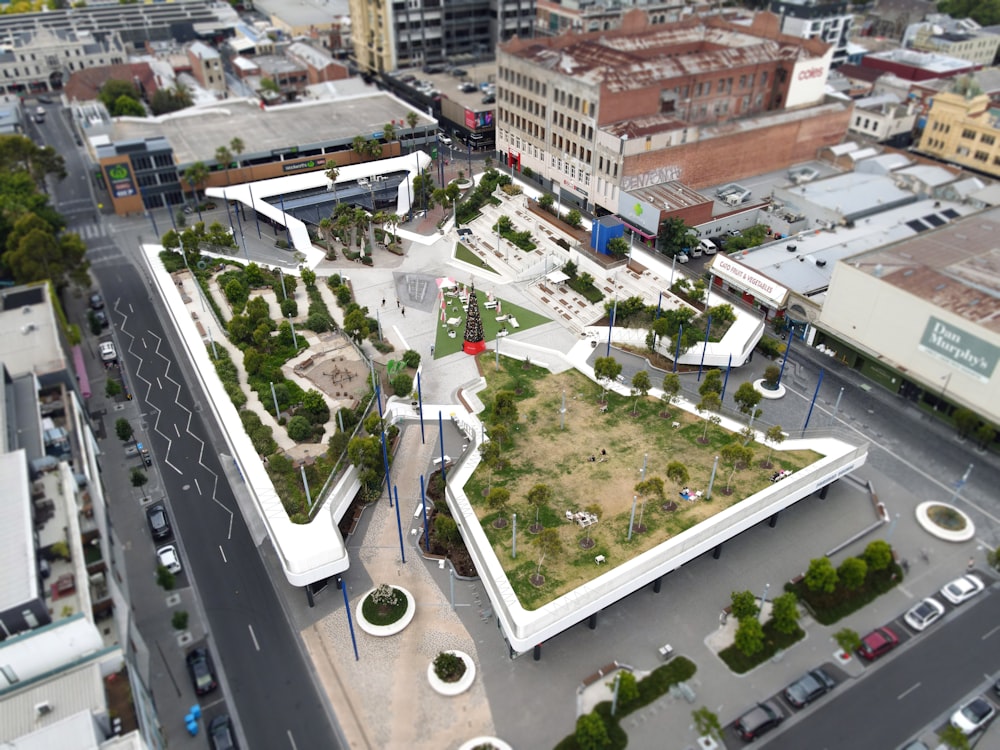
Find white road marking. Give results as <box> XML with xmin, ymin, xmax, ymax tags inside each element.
<box><xmin>981</xmin><ymin>625</ymin><xmax>1000</xmax><ymax>641</ymax></box>
<box><xmin>219</xmin><ymin>545</ymin><xmax>227</xmax><ymax>563</ymax></box>
<box><xmin>194</xmin><ymin>478</ymin><xmax>201</xmax><ymax>494</ymax></box>
<box><xmin>287</xmin><ymin>730</ymin><xmax>298</xmax><ymax>750</ymax></box>
<box><xmin>897</xmin><ymin>682</ymin><xmax>921</xmax><ymax>700</ymax></box>
<box><xmin>174</xmin><ymin>424</ymin><xmax>180</xmax><ymax>437</ymax></box>
<box><xmin>248</xmin><ymin>624</ymin><xmax>260</xmax><ymax>652</ymax></box>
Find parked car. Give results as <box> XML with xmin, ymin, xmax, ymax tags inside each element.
<box><xmin>37</xmin><ymin>95</ymin><xmax>52</xmax><ymax>104</ymax></box>
<box><xmin>950</xmin><ymin>697</ymin><xmax>996</xmax><ymax>735</ymax></box>
<box><xmin>675</xmin><ymin>251</ymin><xmax>689</xmax><ymax>264</ymax></box>
<box><xmin>186</xmin><ymin>648</ymin><xmax>218</xmax><ymax>695</ymax></box>
<box><xmin>903</xmin><ymin>597</ymin><xmax>945</xmax><ymax>631</ymax></box>
<box><xmin>699</xmin><ymin>238</ymin><xmax>717</xmax><ymax>255</ymax></box>
<box><xmin>156</xmin><ymin>544</ymin><xmax>182</xmax><ymax>574</ymax></box>
<box><xmin>481</xmin><ymin>94</ymin><xmax>495</xmax><ymax>104</ymax></box>
<box><xmin>89</xmin><ymin>292</ymin><xmax>104</xmax><ymax>310</ymax></box>
<box><xmin>457</xmin><ymin>227</ymin><xmax>473</xmax><ymax>237</ymax></box>
<box><xmin>940</xmin><ymin>574</ymin><xmax>984</xmax><ymax>605</ymax></box>
<box><xmin>99</xmin><ymin>341</ymin><xmax>117</xmax><ymax>362</ymax></box>
<box><xmin>92</xmin><ymin>309</ymin><xmax>109</xmax><ymax>328</ymax></box>
<box><xmin>459</xmin><ymin>82</ymin><xmax>477</xmax><ymax>93</ymax></box>
<box><xmin>209</xmin><ymin>714</ymin><xmax>238</xmax><ymax>749</ymax></box>
<box><xmin>857</xmin><ymin>626</ymin><xmax>899</xmax><ymax>661</ymax></box>
<box><xmin>450</xmin><ymin>68</ymin><xmax>467</xmax><ymax>77</ymax></box>
<box><xmin>438</xmin><ymin>133</ymin><xmax>452</xmax><ymax>146</ymax></box>
<box><xmin>146</xmin><ymin>503</ymin><xmax>172</xmax><ymax>540</ymax></box>
<box><xmin>783</xmin><ymin>667</ymin><xmax>836</xmax><ymax>708</ymax></box>
<box><xmin>734</xmin><ymin>700</ymin><xmax>783</xmax><ymax>741</ymax></box>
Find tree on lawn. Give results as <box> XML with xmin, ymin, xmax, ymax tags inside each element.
<box><xmin>763</xmin><ymin>425</ymin><xmax>785</xmax><ymax>467</ymax></box>
<box><xmin>771</xmin><ymin>592</ymin><xmax>801</xmax><ymax>634</ymax></box>
<box><xmin>805</xmin><ymin>557</ymin><xmax>838</xmax><ymax>593</ymax></box>
<box><xmin>665</xmin><ymin>462</ymin><xmax>689</xmax><ymax>499</ymax></box>
<box><xmin>593</xmin><ymin>356</ymin><xmax>621</xmax><ymax>403</ymax></box>
<box><xmin>526</xmin><ymin>483</ymin><xmax>552</xmax><ymax>533</ymax></box>
<box><xmin>696</xmin><ymin>391</ymin><xmax>722</xmax><ymax>442</ymax></box>
<box><xmin>489</xmin><ymin>423</ymin><xmax>511</xmax><ymax>454</ymax></box>
<box><xmin>630</xmin><ymin>370</ymin><xmax>651</xmax><ymax>415</ymax></box>
<box><xmin>698</xmin><ymin>369</ymin><xmax>723</xmax><ymax>398</ymax></box>
<box><xmin>533</xmin><ymin>528</ymin><xmax>562</xmax><ymax>586</ymax></box>
<box><xmin>660</xmin><ymin>372</ymin><xmax>681</xmax><ymax>416</ymax></box>
<box><xmin>730</xmin><ymin>590</ymin><xmax>759</xmax><ymax>620</ymax></box>
<box><xmin>115</xmin><ymin>418</ymin><xmax>134</xmax><ymax>442</ymax></box>
<box><xmin>634</xmin><ymin>477</ymin><xmax>665</xmax><ymax>504</ymax></box>
<box><xmin>492</xmin><ymin>391</ymin><xmax>518</xmax><ymax>426</ymax></box>
<box><xmin>582</xmin><ymin>503</ymin><xmax>601</xmax><ymax>546</ymax></box>
<box><xmin>487</xmin><ymin>486</ymin><xmax>510</xmax><ymax>528</ymax></box>
<box><xmin>720</xmin><ymin>441</ymin><xmax>754</xmax><ymax>493</ymax></box>
<box><xmin>837</xmin><ymin>556</ymin><xmax>867</xmax><ymax>590</ymax></box>
<box><xmin>478</xmin><ymin>439</ymin><xmax>501</xmax><ymax>492</ymax></box>
<box><xmin>733</xmin><ymin>381</ymin><xmax>762</xmax><ymax>422</ymax></box>
<box><xmin>734</xmin><ymin>616</ymin><xmax>765</xmax><ymax>656</ymax></box>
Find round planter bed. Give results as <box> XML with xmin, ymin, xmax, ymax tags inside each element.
<box><xmin>356</xmin><ymin>586</ymin><xmax>416</xmax><ymax>636</ymax></box>
<box><xmin>457</xmin><ymin>738</ymin><xmax>513</xmax><ymax>750</ymax></box>
<box><xmin>753</xmin><ymin>379</ymin><xmax>786</xmax><ymax>400</ymax></box>
<box><xmin>915</xmin><ymin>501</ymin><xmax>975</xmax><ymax>542</ymax></box>
<box><xmin>427</xmin><ymin>650</ymin><xmax>476</xmax><ymax>696</ymax></box>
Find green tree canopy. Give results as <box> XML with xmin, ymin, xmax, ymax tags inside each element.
<box><xmin>804</xmin><ymin>557</ymin><xmax>838</xmax><ymax>593</ymax></box>
<box><xmin>657</xmin><ymin>216</ymin><xmax>697</xmax><ymax>257</ymax></box>
<box><xmin>99</xmin><ymin>79</ymin><xmax>142</xmax><ymax>111</ymax></box>
<box><xmin>837</xmin><ymin>556</ymin><xmax>868</xmax><ymax>590</ymax></box>
<box><xmin>863</xmin><ymin>540</ymin><xmax>893</xmax><ymax>572</ymax></box>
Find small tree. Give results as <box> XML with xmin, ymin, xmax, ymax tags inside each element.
<box><xmin>837</xmin><ymin>556</ymin><xmax>868</xmax><ymax>590</ymax></box>
<box><xmin>391</xmin><ymin>372</ymin><xmax>413</xmax><ymax>396</ymax></box>
<box><xmin>156</xmin><ymin>565</ymin><xmax>176</xmax><ymax>590</ymax></box>
<box><xmin>402</xmin><ymin>349</ymin><xmax>421</xmax><ymax>368</ymax></box>
<box><xmin>105</xmin><ymin>379</ymin><xmax>123</xmax><ymax>398</ymax></box>
<box><xmin>734</xmin><ymin>616</ymin><xmax>765</xmax><ymax>656</ymax></box>
<box><xmin>804</xmin><ymin>557</ymin><xmax>838</xmax><ymax>593</ymax></box>
<box><xmin>493</xmin><ymin>390</ymin><xmax>519</xmax><ymax>425</ymax></box>
<box><xmin>692</xmin><ymin>707</ymin><xmax>724</xmax><ymax>742</ymax></box>
<box><xmin>763</xmin><ymin>425</ymin><xmax>786</xmax><ymax>466</ymax></box>
<box><xmin>733</xmin><ymin>381</ymin><xmax>763</xmax><ymax>420</ymax></box>
<box><xmin>434</xmin><ymin>514</ymin><xmax>461</xmax><ymax>546</ymax></box>
<box><xmin>172</xmin><ymin>610</ymin><xmax>189</xmax><ymax>630</ymax></box>
<box><xmin>771</xmin><ymin>592</ymin><xmax>800</xmax><ymax>634</ymax></box>
<box><xmin>574</xmin><ymin>712</ymin><xmax>610</xmax><ymax>750</ymax></box>
<box><xmin>130</xmin><ymin>468</ymin><xmax>148</xmax><ymax>488</ymax></box>
<box><xmin>763</xmin><ymin>364</ymin><xmax>781</xmax><ymax>388</ymax></box>
<box><xmin>115</xmin><ymin>418</ymin><xmax>134</xmax><ymax>442</ymax></box>
<box><xmin>526</xmin><ymin>483</ymin><xmax>552</xmax><ymax>529</ymax></box>
<box><xmin>974</xmin><ymin>422</ymin><xmax>996</xmax><ymax>449</ymax></box>
<box><xmin>696</xmin><ymin>392</ymin><xmax>722</xmax><ymax>441</ymax></box>
<box><xmin>432</xmin><ymin>651</ymin><xmax>467</xmax><ymax>682</ymax></box>
<box><xmin>660</xmin><ymin>372</ymin><xmax>681</xmax><ymax>415</ymax></box>
<box><xmin>939</xmin><ymin>724</ymin><xmax>971</xmax><ymax>750</ymax></box>
<box><xmin>631</xmin><ymin>370</ymin><xmax>651</xmax><ymax>415</ymax></box>
<box><xmin>863</xmin><ymin>539</ymin><xmax>894</xmax><ymax>571</ymax></box>
<box><xmin>720</xmin><ymin>441</ymin><xmax>754</xmax><ymax>492</ymax></box>
<box><xmin>534</xmin><ymin>528</ymin><xmax>563</xmax><ymax>581</ymax></box>
<box><xmin>487</xmin><ymin>486</ymin><xmax>511</xmax><ymax>526</ymax></box>
<box><xmin>583</xmin><ymin>503</ymin><xmax>601</xmax><ymax>544</ymax></box>
<box><xmin>565</xmin><ymin>208</ymin><xmax>582</xmax><ymax>229</ymax></box>
<box><xmin>730</xmin><ymin>590</ymin><xmax>758</xmax><ymax>620</ymax></box>
<box><xmin>634</xmin><ymin>477</ymin><xmax>665</xmax><ymax>503</ymax></box>
<box><xmin>593</xmin><ymin>356</ymin><xmax>622</xmax><ymax>402</ymax></box>
<box><xmin>698</xmin><ymin>369</ymin><xmax>723</xmax><ymax>398</ymax></box>
<box><xmin>952</xmin><ymin>407</ymin><xmax>979</xmax><ymax>438</ymax></box>
<box><xmin>834</xmin><ymin>627</ymin><xmax>861</xmax><ymax>654</ymax></box>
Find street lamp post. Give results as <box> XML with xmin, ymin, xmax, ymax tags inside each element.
<box><xmin>759</xmin><ymin>582</ymin><xmax>770</xmax><ymax>622</ymax></box>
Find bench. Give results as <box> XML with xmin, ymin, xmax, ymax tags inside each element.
<box><xmin>580</xmin><ymin>662</ymin><xmax>620</xmax><ymax>689</ymax></box>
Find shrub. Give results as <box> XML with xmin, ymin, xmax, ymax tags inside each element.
<box><xmin>286</xmin><ymin>415</ymin><xmax>313</xmax><ymax>442</ymax></box>
<box><xmin>837</xmin><ymin>557</ymin><xmax>868</xmax><ymax>590</ymax></box>
<box><xmin>432</xmin><ymin>651</ymin><xmax>467</xmax><ymax>682</ymax></box>
<box><xmin>402</xmin><ymin>349</ymin><xmax>421</xmax><ymax>369</ymax></box>
<box><xmin>574</xmin><ymin>712</ymin><xmax>610</xmax><ymax>750</ymax></box>
<box><xmin>833</xmin><ymin>628</ymin><xmax>860</xmax><ymax>653</ymax></box>
<box><xmin>172</xmin><ymin>610</ymin><xmax>189</xmax><ymax>630</ymax></box>
<box><xmin>156</xmin><ymin>566</ymin><xmax>176</xmax><ymax>590</ymax></box>
<box><xmin>115</xmin><ymin>418</ymin><xmax>133</xmax><ymax>442</ymax></box>
<box><xmin>730</xmin><ymin>590</ymin><xmax>758</xmax><ymax>620</ymax></box>
<box><xmin>771</xmin><ymin>592</ymin><xmax>800</xmax><ymax>634</ymax></box>
<box><xmin>565</xmin><ymin>209</ymin><xmax>582</xmax><ymax>229</ymax></box>
<box><xmin>280</xmin><ymin>298</ymin><xmax>298</xmax><ymax>318</ymax></box>
<box><xmin>804</xmin><ymin>557</ymin><xmax>838</xmax><ymax>593</ymax></box>
<box><xmin>391</xmin><ymin>372</ymin><xmax>413</xmax><ymax>396</ymax></box>
<box><xmin>863</xmin><ymin>540</ymin><xmax>893</xmax><ymax>571</ymax></box>
<box><xmin>105</xmin><ymin>379</ymin><xmax>123</xmax><ymax>398</ymax></box>
<box><xmin>734</xmin><ymin>616</ymin><xmax>764</xmax><ymax>656</ymax></box>
<box><xmin>434</xmin><ymin>514</ymin><xmax>460</xmax><ymax>546</ymax></box>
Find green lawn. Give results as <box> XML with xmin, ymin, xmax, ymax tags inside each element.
<box><xmin>454</xmin><ymin>242</ymin><xmax>499</xmax><ymax>274</ymax></box>
<box><xmin>433</xmin><ymin>289</ymin><xmax>551</xmax><ymax>358</ymax></box>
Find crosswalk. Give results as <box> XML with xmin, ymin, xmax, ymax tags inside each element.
<box><xmin>74</xmin><ymin>221</ymin><xmax>107</xmax><ymax>241</ymax></box>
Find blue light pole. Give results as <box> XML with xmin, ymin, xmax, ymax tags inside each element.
<box><xmin>393</xmin><ymin>485</ymin><xmax>406</xmax><ymax>563</ymax></box>
<box><xmin>777</xmin><ymin>328</ymin><xmax>794</xmax><ymax>387</ymax></box>
<box><xmin>341</xmin><ymin>582</ymin><xmax>359</xmax><ymax>661</ymax></box>
<box><xmin>420</xmin><ymin>474</ymin><xmax>430</xmax><ymax>552</ymax></box>
<box><xmin>802</xmin><ymin>369</ymin><xmax>824</xmax><ymax>434</ymax></box>
<box><xmin>697</xmin><ymin>315</ymin><xmax>712</xmax><ymax>382</ymax></box>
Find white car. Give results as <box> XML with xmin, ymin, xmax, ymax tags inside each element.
<box><xmin>438</xmin><ymin>133</ymin><xmax>452</xmax><ymax>146</ymax></box>
<box><xmin>951</xmin><ymin>697</ymin><xmax>996</xmax><ymax>735</ymax></box>
<box><xmin>675</xmin><ymin>251</ymin><xmax>689</xmax><ymax>264</ymax></box>
<box><xmin>940</xmin><ymin>574</ymin><xmax>984</xmax><ymax>605</ymax></box>
<box><xmin>903</xmin><ymin>597</ymin><xmax>945</xmax><ymax>631</ymax></box>
<box><xmin>99</xmin><ymin>341</ymin><xmax>117</xmax><ymax>362</ymax></box>
<box><xmin>157</xmin><ymin>545</ymin><xmax>182</xmax><ymax>574</ymax></box>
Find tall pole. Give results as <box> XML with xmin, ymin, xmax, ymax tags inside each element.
<box><xmin>249</xmin><ymin>183</ymin><xmax>262</xmax><ymax>238</ymax></box>
<box><xmin>300</xmin><ymin>464</ymin><xmax>313</xmax><ymax>510</ymax></box>
<box><xmin>949</xmin><ymin>463</ymin><xmax>974</xmax><ymax>504</ymax></box>
<box><xmin>759</xmin><ymin>582</ymin><xmax>770</xmax><ymax>623</ymax></box>
<box><xmin>697</xmin><ymin>315</ymin><xmax>712</xmax><ymax>381</ymax></box>
<box><xmin>512</xmin><ymin>513</ymin><xmax>517</xmax><ymax>559</ymax></box>
<box><xmin>721</xmin><ymin>354</ymin><xmax>733</xmax><ymax>402</ymax></box>
<box><xmin>438</xmin><ymin>411</ymin><xmax>447</xmax><ymax>485</ymax></box>
<box><xmin>627</xmin><ymin>495</ymin><xmax>637</xmax><ymax>541</ymax></box>
<box><xmin>777</xmin><ymin>329</ymin><xmax>793</xmax><ymax>387</ymax></box>
<box><xmin>803</xmin><ymin>369</ymin><xmax>824</xmax><ymax>434</ymax></box>
<box><xmin>669</xmin><ymin>252</ymin><xmax>677</xmax><ymax>286</ymax></box>
<box><xmin>420</xmin><ymin>474</ymin><xmax>430</xmax><ymax>552</ymax></box>
<box><xmin>673</xmin><ymin>324</ymin><xmax>682</xmax><ymax>373</ymax></box>
<box><xmin>417</xmin><ymin>372</ymin><xmax>425</xmax><ymax>444</ymax></box>
<box><xmin>560</xmin><ymin>390</ymin><xmax>566</xmax><ymax>431</ymax></box>
<box><xmin>641</xmin><ymin>453</ymin><xmax>648</xmax><ymax>482</ymax></box>
<box><xmin>269</xmin><ymin>381</ymin><xmax>280</xmax><ymax>418</ymax></box>
<box><xmin>606</xmin><ymin>294</ymin><xmax>618</xmax><ymax>357</ymax></box>
<box><xmin>655</xmin><ymin>291</ymin><xmax>663</xmax><ymax>320</ymax></box>
<box><xmin>341</xmin><ymin>580</ymin><xmax>359</xmax><ymax>661</ymax></box>
<box><xmin>831</xmin><ymin>386</ymin><xmax>844</xmax><ymax>425</ymax></box>
<box><xmin>279</xmin><ymin>193</ymin><xmax>291</xmax><ymax>245</ymax></box>
<box><xmin>380</xmin><ymin>431</ymin><xmax>391</xmax><ymax>504</ymax></box>
<box><xmin>393</xmin><ymin>485</ymin><xmax>406</xmax><ymax>563</ymax></box>
<box><xmin>706</xmin><ymin>455</ymin><xmax>720</xmax><ymax>500</ymax></box>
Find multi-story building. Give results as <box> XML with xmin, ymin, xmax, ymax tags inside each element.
<box><xmin>286</xmin><ymin>42</ymin><xmax>350</xmax><ymax>85</ymax></box>
<box><xmin>770</xmin><ymin>0</ymin><xmax>853</xmax><ymax>66</ymax></box>
<box><xmin>861</xmin><ymin>47</ymin><xmax>979</xmax><ymax>82</ymax></box>
<box><xmin>186</xmin><ymin>40</ymin><xmax>225</xmax><ymax>94</ymax></box>
<box><xmin>535</xmin><ymin>0</ymin><xmax>698</xmax><ymax>36</ymax></box>
<box><xmin>497</xmin><ymin>10</ymin><xmax>848</xmax><ymax>220</ymax></box>
<box><xmin>904</xmin><ymin>15</ymin><xmax>1000</xmax><ymax>66</ymax></box>
<box><xmin>0</xmin><ymin>28</ymin><xmax>127</xmax><ymax>96</ymax></box>
<box><xmin>846</xmin><ymin>92</ymin><xmax>917</xmax><ymax>145</ymax></box>
<box><xmin>915</xmin><ymin>91</ymin><xmax>1000</xmax><ymax>178</ymax></box>
<box><xmin>349</xmin><ymin>0</ymin><xmax>536</xmax><ymax>75</ymax></box>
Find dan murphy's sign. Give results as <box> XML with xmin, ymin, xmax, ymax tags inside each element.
<box><xmin>918</xmin><ymin>317</ymin><xmax>999</xmax><ymax>382</ymax></box>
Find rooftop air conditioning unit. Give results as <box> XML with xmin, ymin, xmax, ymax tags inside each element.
<box><xmin>35</xmin><ymin>701</ymin><xmax>53</xmax><ymax>718</ymax></box>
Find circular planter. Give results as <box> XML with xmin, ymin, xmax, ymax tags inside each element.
<box><xmin>457</xmin><ymin>738</ymin><xmax>513</xmax><ymax>750</ymax></box>
<box><xmin>427</xmin><ymin>650</ymin><xmax>476</xmax><ymax>696</ymax></box>
<box><xmin>915</xmin><ymin>501</ymin><xmax>975</xmax><ymax>542</ymax></box>
<box><xmin>754</xmin><ymin>379</ymin><xmax>786</xmax><ymax>399</ymax></box>
<box><xmin>452</xmin><ymin>178</ymin><xmax>474</xmax><ymax>190</ymax></box>
<box><xmin>356</xmin><ymin>586</ymin><xmax>416</xmax><ymax>636</ymax></box>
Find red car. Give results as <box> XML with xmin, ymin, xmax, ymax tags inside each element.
<box><xmin>857</xmin><ymin>626</ymin><xmax>899</xmax><ymax>661</ymax></box>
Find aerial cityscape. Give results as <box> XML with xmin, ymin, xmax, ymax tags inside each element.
<box><xmin>1</xmin><ymin>0</ymin><xmax>999</xmax><ymax>749</ymax></box>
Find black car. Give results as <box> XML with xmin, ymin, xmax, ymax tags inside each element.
<box><xmin>735</xmin><ymin>700</ymin><xmax>783</xmax><ymax>741</ymax></box>
<box><xmin>89</xmin><ymin>292</ymin><xmax>104</xmax><ymax>310</ymax></box>
<box><xmin>186</xmin><ymin>648</ymin><xmax>218</xmax><ymax>695</ymax></box>
<box><xmin>145</xmin><ymin>503</ymin><xmax>171</xmax><ymax>540</ymax></box>
<box><xmin>481</xmin><ymin>94</ymin><xmax>496</xmax><ymax>104</ymax></box>
<box><xmin>457</xmin><ymin>227</ymin><xmax>473</xmax><ymax>237</ymax></box>
<box><xmin>93</xmin><ymin>310</ymin><xmax>109</xmax><ymax>328</ymax></box>
<box><xmin>783</xmin><ymin>667</ymin><xmax>836</xmax><ymax>708</ymax></box>
<box><xmin>209</xmin><ymin>714</ymin><xmax>238</xmax><ymax>749</ymax></box>
<box><xmin>450</xmin><ymin>68</ymin><xmax>467</xmax><ymax>77</ymax></box>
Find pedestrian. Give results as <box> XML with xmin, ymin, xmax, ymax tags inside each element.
<box><xmin>396</xmin><ymin>299</ymin><xmax>400</xmax><ymax>309</ymax></box>
<box><xmin>401</xmin><ymin>307</ymin><xmax>405</xmax><ymax>317</ymax></box>
<box><xmin>382</xmin><ymin>297</ymin><xmax>386</xmax><ymax>307</ymax></box>
<box><xmin>430</xmin><ymin>345</ymin><xmax>435</xmax><ymax>356</ymax></box>
<box><xmin>967</xmin><ymin>556</ymin><xmax>975</xmax><ymax>571</ymax></box>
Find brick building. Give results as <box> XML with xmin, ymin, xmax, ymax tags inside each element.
<box><xmin>496</xmin><ymin>10</ymin><xmax>849</xmax><ymax>222</ymax></box>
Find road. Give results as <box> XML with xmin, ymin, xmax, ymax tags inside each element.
<box><xmin>765</xmin><ymin>592</ymin><xmax>1000</xmax><ymax>749</ymax></box>
<box><xmin>36</xmin><ymin>101</ymin><xmax>344</xmax><ymax>750</ymax></box>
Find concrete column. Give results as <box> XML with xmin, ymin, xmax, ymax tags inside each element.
<box><xmin>533</xmin><ymin>644</ymin><xmax>542</xmax><ymax>661</ymax></box>
<box><xmin>588</xmin><ymin>613</ymin><xmax>597</xmax><ymax>630</ymax></box>
<box><xmin>652</xmin><ymin>577</ymin><xmax>662</xmax><ymax>594</ymax></box>
<box><xmin>769</xmin><ymin>512</ymin><xmax>779</xmax><ymax>529</ymax></box>
<box><xmin>713</xmin><ymin>544</ymin><xmax>723</xmax><ymax>560</ymax></box>
<box><xmin>819</xmin><ymin>482</ymin><xmax>832</xmax><ymax>499</ymax></box>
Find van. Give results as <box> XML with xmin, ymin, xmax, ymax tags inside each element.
<box><xmin>699</xmin><ymin>238</ymin><xmax>717</xmax><ymax>255</ymax></box>
<box><xmin>690</xmin><ymin>244</ymin><xmax>703</xmax><ymax>258</ymax></box>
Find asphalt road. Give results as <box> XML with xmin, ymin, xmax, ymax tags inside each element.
<box><xmin>34</xmin><ymin>103</ymin><xmax>343</xmax><ymax>750</ymax></box>
<box><xmin>764</xmin><ymin>591</ymin><xmax>1000</xmax><ymax>749</ymax></box>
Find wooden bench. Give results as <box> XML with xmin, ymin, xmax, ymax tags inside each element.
<box><xmin>580</xmin><ymin>662</ymin><xmax>620</xmax><ymax>689</ymax></box>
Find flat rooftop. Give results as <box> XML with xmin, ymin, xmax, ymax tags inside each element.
<box><xmin>850</xmin><ymin>205</ymin><xmax>1000</xmax><ymax>335</ymax></box>
<box><xmin>0</xmin><ymin>451</ymin><xmax>34</xmax><ymax>613</ymax></box>
<box><xmin>781</xmin><ymin>171</ymin><xmax>916</xmax><ymax>222</ymax></box>
<box><xmin>0</xmin><ymin>285</ymin><xmax>64</xmax><ymax>379</ymax></box>
<box><xmin>864</xmin><ymin>48</ymin><xmax>974</xmax><ymax>74</ymax></box>
<box><xmin>110</xmin><ymin>92</ymin><xmax>436</xmax><ymax>166</ymax></box>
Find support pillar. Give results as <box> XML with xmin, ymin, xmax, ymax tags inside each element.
<box><xmin>336</xmin><ymin>576</ymin><xmax>343</xmax><ymax>590</ymax></box>
<box><xmin>305</xmin><ymin>585</ymin><xmax>314</xmax><ymax>608</ymax></box>
<box><xmin>819</xmin><ymin>483</ymin><xmax>831</xmax><ymax>500</ymax></box>
<box><xmin>588</xmin><ymin>613</ymin><xmax>597</xmax><ymax>630</ymax></box>
<box><xmin>713</xmin><ymin>544</ymin><xmax>723</xmax><ymax>560</ymax></box>
<box><xmin>652</xmin><ymin>577</ymin><xmax>662</xmax><ymax>594</ymax></box>
<box><xmin>533</xmin><ymin>644</ymin><xmax>542</xmax><ymax>661</ymax></box>
<box><xmin>769</xmin><ymin>512</ymin><xmax>779</xmax><ymax>529</ymax></box>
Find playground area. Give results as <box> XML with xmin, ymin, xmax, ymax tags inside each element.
<box><xmin>464</xmin><ymin>358</ymin><xmax>822</xmax><ymax>609</ymax></box>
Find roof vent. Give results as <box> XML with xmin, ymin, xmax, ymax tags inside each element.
<box><xmin>816</xmin><ymin>259</ymin><xmax>827</xmax><ymax>267</ymax></box>
<box><xmin>21</xmin><ymin>323</ymin><xmax>37</xmax><ymax>334</ymax></box>
<box><xmin>34</xmin><ymin>701</ymin><xmax>53</xmax><ymax>718</ymax></box>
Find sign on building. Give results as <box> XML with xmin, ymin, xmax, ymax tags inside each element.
<box><xmin>918</xmin><ymin>316</ymin><xmax>999</xmax><ymax>382</ymax></box>
<box><xmin>103</xmin><ymin>163</ymin><xmax>136</xmax><ymax>199</ymax></box>
<box><xmin>710</xmin><ymin>255</ymin><xmax>788</xmax><ymax>308</ymax></box>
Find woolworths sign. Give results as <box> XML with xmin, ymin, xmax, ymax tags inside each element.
<box><xmin>918</xmin><ymin>317</ymin><xmax>999</xmax><ymax>382</ymax></box>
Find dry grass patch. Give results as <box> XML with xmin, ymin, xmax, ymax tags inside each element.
<box><xmin>467</xmin><ymin>355</ymin><xmax>822</xmax><ymax>610</ymax></box>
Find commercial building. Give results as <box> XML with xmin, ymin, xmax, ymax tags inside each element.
<box><xmin>860</xmin><ymin>48</ymin><xmax>979</xmax><ymax>82</ymax></box>
<box><xmin>91</xmin><ymin>90</ymin><xmax>437</xmax><ymax>214</ymax></box>
<box><xmin>770</xmin><ymin>0</ymin><xmax>854</xmax><ymax>67</ymax></box>
<box><xmin>904</xmin><ymin>15</ymin><xmax>1000</xmax><ymax>66</ymax></box>
<box><xmin>915</xmin><ymin>91</ymin><xmax>1000</xmax><ymax>178</ymax></box>
<box><xmin>496</xmin><ymin>11</ymin><xmax>849</xmax><ymax>225</ymax></box>
<box><xmin>816</xmin><ymin>206</ymin><xmax>1000</xmax><ymax>427</ymax></box>
<box><xmin>534</xmin><ymin>0</ymin><xmax>697</xmax><ymax>36</ymax></box>
<box><xmin>186</xmin><ymin>40</ymin><xmax>225</xmax><ymax>94</ymax></box>
<box><xmin>349</xmin><ymin>0</ymin><xmax>536</xmax><ymax>75</ymax></box>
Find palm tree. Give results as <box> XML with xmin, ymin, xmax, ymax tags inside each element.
<box><xmin>384</xmin><ymin>213</ymin><xmax>401</xmax><ymax>247</ymax></box>
<box><xmin>325</xmin><ymin>160</ymin><xmax>340</xmax><ymax>204</ymax></box>
<box><xmin>406</xmin><ymin>111</ymin><xmax>419</xmax><ymax>151</ymax></box>
<box><xmin>215</xmin><ymin>146</ymin><xmax>233</xmax><ymax>185</ymax></box>
<box><xmin>318</xmin><ymin>217</ymin><xmax>333</xmax><ymax>249</ymax></box>
<box><xmin>351</xmin><ymin>135</ymin><xmax>367</xmax><ymax>158</ymax></box>
<box><xmin>229</xmin><ymin>137</ymin><xmax>245</xmax><ymax>166</ymax></box>
<box><xmin>383</xmin><ymin>122</ymin><xmax>397</xmax><ymax>148</ymax></box>
<box><xmin>366</xmin><ymin>138</ymin><xmax>383</xmax><ymax>158</ymax></box>
<box><xmin>182</xmin><ymin>161</ymin><xmax>209</xmax><ymax>213</ymax></box>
